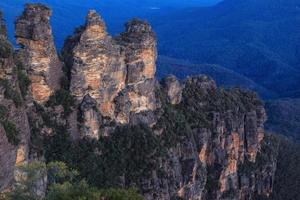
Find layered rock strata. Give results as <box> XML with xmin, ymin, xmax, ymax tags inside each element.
<box><xmin>139</xmin><ymin>76</ymin><xmax>274</xmax><ymax>200</ymax></box>
<box><xmin>0</xmin><ymin>13</ymin><xmax>30</xmax><ymax>190</ymax></box>
<box><xmin>15</xmin><ymin>4</ymin><xmax>63</xmax><ymax>103</ymax></box>
<box><xmin>63</xmin><ymin>11</ymin><xmax>158</xmax><ymax>137</ymax></box>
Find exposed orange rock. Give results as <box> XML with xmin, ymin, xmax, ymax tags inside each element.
<box><xmin>15</xmin><ymin>4</ymin><xmax>63</xmax><ymax>103</ymax></box>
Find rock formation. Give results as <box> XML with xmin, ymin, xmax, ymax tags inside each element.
<box><xmin>161</xmin><ymin>75</ymin><xmax>183</xmax><ymax>105</ymax></box>
<box><xmin>115</xmin><ymin>19</ymin><xmax>157</xmax><ymax>117</ymax></box>
<box><xmin>15</xmin><ymin>4</ymin><xmax>63</xmax><ymax>103</ymax></box>
<box><xmin>62</xmin><ymin>10</ymin><xmax>126</xmax><ymax>120</ymax></box>
<box><xmin>138</xmin><ymin>76</ymin><xmax>274</xmax><ymax>200</ymax></box>
<box><xmin>0</xmin><ymin>4</ymin><xmax>279</xmax><ymax>200</ymax></box>
<box><xmin>63</xmin><ymin>11</ymin><xmax>158</xmax><ymax>138</ymax></box>
<box><xmin>0</xmin><ymin>12</ymin><xmax>30</xmax><ymax>190</ymax></box>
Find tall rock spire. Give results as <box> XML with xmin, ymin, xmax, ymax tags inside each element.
<box><xmin>15</xmin><ymin>4</ymin><xmax>63</xmax><ymax>103</ymax></box>
<box><xmin>62</xmin><ymin>10</ymin><xmax>126</xmax><ymax>119</ymax></box>
<box><xmin>114</xmin><ymin>19</ymin><xmax>158</xmax><ymax>121</ymax></box>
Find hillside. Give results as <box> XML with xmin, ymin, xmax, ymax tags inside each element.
<box><xmin>152</xmin><ymin>0</ymin><xmax>300</xmax><ymax>98</ymax></box>
<box><xmin>265</xmin><ymin>98</ymin><xmax>300</xmax><ymax>143</ymax></box>
<box><xmin>157</xmin><ymin>56</ymin><xmax>276</xmax><ymax>98</ymax></box>
<box><xmin>270</xmin><ymin>135</ymin><xmax>300</xmax><ymax>200</ymax></box>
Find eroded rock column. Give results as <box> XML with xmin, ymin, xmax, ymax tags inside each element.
<box><xmin>15</xmin><ymin>4</ymin><xmax>63</xmax><ymax>103</ymax></box>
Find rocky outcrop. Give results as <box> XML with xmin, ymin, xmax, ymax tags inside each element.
<box><xmin>15</xmin><ymin>4</ymin><xmax>63</xmax><ymax>103</ymax></box>
<box><xmin>63</xmin><ymin>11</ymin><xmax>158</xmax><ymax>138</ymax></box>
<box><xmin>161</xmin><ymin>75</ymin><xmax>183</xmax><ymax>105</ymax></box>
<box><xmin>115</xmin><ymin>19</ymin><xmax>157</xmax><ymax>116</ymax></box>
<box><xmin>137</xmin><ymin>76</ymin><xmax>274</xmax><ymax>200</ymax></box>
<box><xmin>79</xmin><ymin>94</ymin><xmax>101</xmax><ymax>140</ymax></box>
<box><xmin>0</xmin><ymin>13</ymin><xmax>30</xmax><ymax>190</ymax></box>
<box><xmin>62</xmin><ymin>10</ymin><xmax>126</xmax><ymax>121</ymax></box>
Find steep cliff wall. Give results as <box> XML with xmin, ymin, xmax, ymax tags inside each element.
<box><xmin>62</xmin><ymin>11</ymin><xmax>158</xmax><ymax>138</ymax></box>
<box><xmin>123</xmin><ymin>75</ymin><xmax>275</xmax><ymax>200</ymax></box>
<box><xmin>15</xmin><ymin>4</ymin><xmax>63</xmax><ymax>104</ymax></box>
<box><xmin>0</xmin><ymin>12</ymin><xmax>30</xmax><ymax>191</ymax></box>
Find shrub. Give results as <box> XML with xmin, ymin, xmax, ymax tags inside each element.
<box><xmin>0</xmin><ymin>37</ymin><xmax>13</xmax><ymax>58</ymax></box>
<box><xmin>47</xmin><ymin>161</ymin><xmax>79</xmax><ymax>185</ymax></box>
<box><xmin>0</xmin><ymin>105</ymin><xmax>8</xmax><ymax>121</ymax></box>
<box><xmin>2</xmin><ymin>120</ymin><xmax>19</xmax><ymax>145</ymax></box>
<box><xmin>0</xmin><ymin>79</ymin><xmax>23</xmax><ymax>107</ymax></box>
<box><xmin>46</xmin><ymin>89</ymin><xmax>75</xmax><ymax>116</ymax></box>
<box><xmin>16</xmin><ymin>66</ymin><xmax>31</xmax><ymax>98</ymax></box>
<box><xmin>6</xmin><ymin>161</ymin><xmax>47</xmax><ymax>200</ymax></box>
<box><xmin>99</xmin><ymin>188</ymin><xmax>144</xmax><ymax>200</ymax></box>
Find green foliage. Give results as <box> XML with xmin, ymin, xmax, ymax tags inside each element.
<box><xmin>46</xmin><ymin>181</ymin><xmax>100</xmax><ymax>200</ymax></box>
<box><xmin>0</xmin><ymin>37</ymin><xmax>12</xmax><ymax>58</ymax></box>
<box><xmin>46</xmin><ymin>89</ymin><xmax>75</xmax><ymax>116</ymax></box>
<box><xmin>179</xmin><ymin>78</ymin><xmax>263</xmax><ymax>131</ymax></box>
<box><xmin>0</xmin><ymin>79</ymin><xmax>22</xmax><ymax>107</ymax></box>
<box><xmin>47</xmin><ymin>161</ymin><xmax>79</xmax><ymax>185</ymax></box>
<box><xmin>6</xmin><ymin>161</ymin><xmax>46</xmax><ymax>200</ymax></box>
<box><xmin>98</xmin><ymin>188</ymin><xmax>144</xmax><ymax>200</ymax></box>
<box><xmin>270</xmin><ymin>135</ymin><xmax>300</xmax><ymax>200</ymax></box>
<box><xmin>44</xmin><ymin>125</ymin><xmax>163</xmax><ymax>189</ymax></box>
<box><xmin>238</xmin><ymin>134</ymin><xmax>279</xmax><ymax>176</ymax></box>
<box><xmin>15</xmin><ymin>65</ymin><xmax>31</xmax><ymax>98</ymax></box>
<box><xmin>0</xmin><ymin>104</ymin><xmax>19</xmax><ymax>145</ymax></box>
<box><xmin>0</xmin><ymin>105</ymin><xmax>8</xmax><ymax>121</ymax></box>
<box><xmin>4</xmin><ymin>161</ymin><xmax>143</xmax><ymax>200</ymax></box>
<box><xmin>2</xmin><ymin>120</ymin><xmax>19</xmax><ymax>145</ymax></box>
<box><xmin>265</xmin><ymin>98</ymin><xmax>300</xmax><ymax>143</ymax></box>
<box><xmin>46</xmin><ymin>181</ymin><xmax>143</xmax><ymax>200</ymax></box>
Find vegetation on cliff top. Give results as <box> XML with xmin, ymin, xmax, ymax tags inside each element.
<box><xmin>3</xmin><ymin>161</ymin><xmax>143</xmax><ymax>200</ymax></box>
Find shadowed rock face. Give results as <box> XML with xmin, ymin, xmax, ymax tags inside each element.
<box><xmin>139</xmin><ymin>76</ymin><xmax>273</xmax><ymax>200</ymax></box>
<box><xmin>0</xmin><ymin>12</ymin><xmax>30</xmax><ymax>190</ymax></box>
<box><xmin>79</xmin><ymin>94</ymin><xmax>101</xmax><ymax>140</ymax></box>
<box><xmin>161</xmin><ymin>75</ymin><xmax>183</xmax><ymax>105</ymax></box>
<box><xmin>15</xmin><ymin>4</ymin><xmax>63</xmax><ymax>103</ymax></box>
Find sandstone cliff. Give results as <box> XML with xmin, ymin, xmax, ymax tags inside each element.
<box><xmin>62</xmin><ymin>11</ymin><xmax>158</xmax><ymax>138</ymax></box>
<box><xmin>142</xmin><ymin>76</ymin><xmax>275</xmax><ymax>200</ymax></box>
<box><xmin>0</xmin><ymin>4</ymin><xmax>279</xmax><ymax>200</ymax></box>
<box><xmin>15</xmin><ymin>4</ymin><xmax>63</xmax><ymax>104</ymax></box>
<box><xmin>0</xmin><ymin>12</ymin><xmax>30</xmax><ymax>191</ymax></box>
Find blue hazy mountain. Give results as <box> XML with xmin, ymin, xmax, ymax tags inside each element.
<box><xmin>0</xmin><ymin>0</ymin><xmax>221</xmax><ymax>48</ymax></box>
<box><xmin>152</xmin><ymin>0</ymin><xmax>300</xmax><ymax>99</ymax></box>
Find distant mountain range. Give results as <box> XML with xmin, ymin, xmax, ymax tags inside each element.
<box><xmin>157</xmin><ymin>56</ymin><xmax>276</xmax><ymax>98</ymax></box>
<box><xmin>152</xmin><ymin>0</ymin><xmax>300</xmax><ymax>99</ymax></box>
<box><xmin>0</xmin><ymin>0</ymin><xmax>221</xmax><ymax>47</ymax></box>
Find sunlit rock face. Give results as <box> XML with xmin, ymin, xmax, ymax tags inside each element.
<box><xmin>15</xmin><ymin>4</ymin><xmax>63</xmax><ymax>104</ymax></box>
<box><xmin>63</xmin><ymin>11</ymin><xmax>159</xmax><ymax>138</ymax></box>
<box><xmin>115</xmin><ymin>19</ymin><xmax>158</xmax><ymax>116</ymax></box>
<box><xmin>62</xmin><ymin>10</ymin><xmax>126</xmax><ymax>121</ymax></box>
